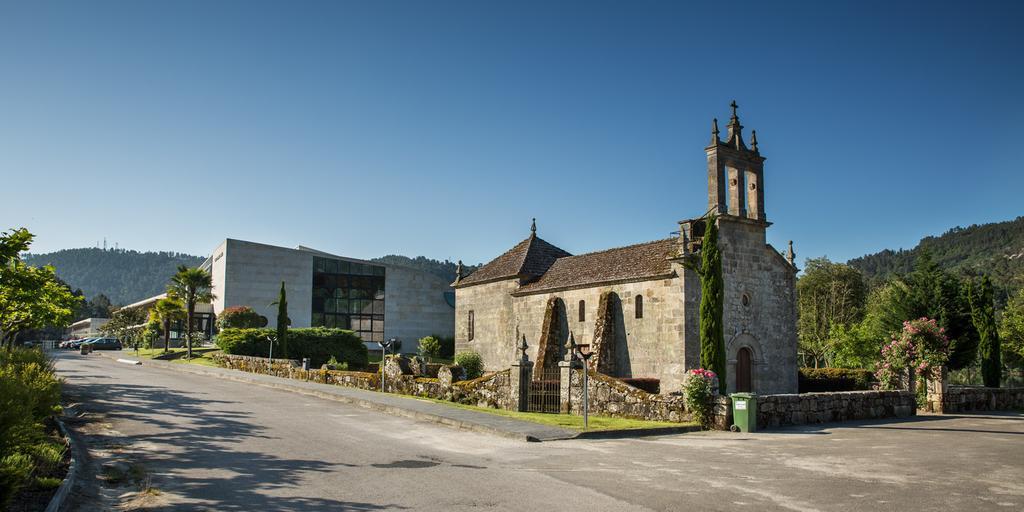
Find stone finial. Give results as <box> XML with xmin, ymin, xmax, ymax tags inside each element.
<box><xmin>518</xmin><ymin>335</ymin><xmax>529</xmax><ymax>362</ymax></box>
<box><xmin>530</xmin><ymin>218</ymin><xmax>537</xmax><ymax>236</ymax></box>
<box><xmin>678</xmin><ymin>221</ymin><xmax>690</xmax><ymax>256</ymax></box>
<box><xmin>564</xmin><ymin>331</ymin><xmax>577</xmax><ymax>361</ymax></box>
<box><xmin>726</xmin><ymin>100</ymin><xmax>744</xmax><ymax>149</ymax></box>
<box><xmin>710</xmin><ymin>117</ymin><xmax>720</xmax><ymax>145</ymax></box>
<box><xmin>751</xmin><ymin>130</ymin><xmax>759</xmax><ymax>152</ymax></box>
<box><xmin>454</xmin><ymin>260</ymin><xmax>464</xmax><ymax>282</ymax></box>
<box><xmin>786</xmin><ymin>240</ymin><xmax>796</xmax><ymax>266</ymax></box>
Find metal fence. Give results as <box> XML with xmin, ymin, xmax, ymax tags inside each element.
<box><xmin>526</xmin><ymin>366</ymin><xmax>561</xmax><ymax>413</ymax></box>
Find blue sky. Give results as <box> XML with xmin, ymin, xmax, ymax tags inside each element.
<box><xmin>2</xmin><ymin>1</ymin><xmax>1022</xmax><ymax>266</ymax></box>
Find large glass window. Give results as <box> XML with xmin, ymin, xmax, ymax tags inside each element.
<box><xmin>311</xmin><ymin>256</ymin><xmax>385</xmax><ymax>342</ymax></box>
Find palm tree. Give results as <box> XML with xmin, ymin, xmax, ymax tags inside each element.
<box><xmin>153</xmin><ymin>297</ymin><xmax>185</xmax><ymax>353</ymax></box>
<box><xmin>168</xmin><ymin>265</ymin><xmax>216</xmax><ymax>359</ymax></box>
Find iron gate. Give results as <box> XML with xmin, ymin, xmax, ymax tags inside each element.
<box><xmin>526</xmin><ymin>367</ymin><xmax>561</xmax><ymax>413</ymax></box>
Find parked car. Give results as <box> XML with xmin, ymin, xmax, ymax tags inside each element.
<box><xmin>84</xmin><ymin>337</ymin><xmax>122</xmax><ymax>350</ymax></box>
<box><xmin>66</xmin><ymin>338</ymin><xmax>95</xmax><ymax>349</ymax></box>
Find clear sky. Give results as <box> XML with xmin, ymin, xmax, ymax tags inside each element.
<box><xmin>2</xmin><ymin>1</ymin><xmax>1022</xmax><ymax>266</ymax></box>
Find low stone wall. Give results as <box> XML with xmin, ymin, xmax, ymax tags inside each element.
<box><xmin>567</xmin><ymin>370</ymin><xmax>694</xmax><ymax>424</ymax></box>
<box><xmin>212</xmin><ymin>353</ymin><xmax>510</xmax><ymax>410</ymax></box>
<box><xmin>756</xmin><ymin>390</ymin><xmax>915</xmax><ymax>429</ymax></box>
<box><xmin>452</xmin><ymin>370</ymin><xmax>513</xmax><ymax>410</ymax></box>
<box><xmin>940</xmin><ymin>386</ymin><xmax>1024</xmax><ymax>413</ymax></box>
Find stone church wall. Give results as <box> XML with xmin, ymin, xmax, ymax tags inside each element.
<box><xmin>454</xmin><ymin>278</ymin><xmax>520</xmax><ymax>369</ymax></box>
<box><xmin>512</xmin><ymin>275</ymin><xmax>691</xmax><ymax>393</ymax></box>
<box><xmin>717</xmin><ymin>218</ymin><xmax>798</xmax><ymax>394</ymax></box>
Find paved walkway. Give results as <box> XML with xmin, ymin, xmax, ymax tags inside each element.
<box><xmin>102</xmin><ymin>352</ymin><xmax>577</xmax><ymax>441</ymax></box>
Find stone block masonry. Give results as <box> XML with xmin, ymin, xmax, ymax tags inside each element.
<box><xmin>756</xmin><ymin>390</ymin><xmax>915</xmax><ymax>429</ymax></box>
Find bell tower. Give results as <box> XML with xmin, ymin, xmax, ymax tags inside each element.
<box><xmin>705</xmin><ymin>101</ymin><xmax>766</xmax><ymax>222</ymax></box>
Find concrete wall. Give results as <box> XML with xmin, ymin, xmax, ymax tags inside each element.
<box><xmin>384</xmin><ymin>265</ymin><xmax>455</xmax><ymax>353</ymax></box>
<box><xmin>219</xmin><ymin>239</ymin><xmax>315</xmax><ymax>328</ymax></box>
<box><xmin>717</xmin><ymin>217</ymin><xmax>799</xmax><ymax>394</ymax></box>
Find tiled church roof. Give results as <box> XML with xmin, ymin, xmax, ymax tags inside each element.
<box><xmin>456</xmin><ymin>234</ymin><xmax>571</xmax><ymax>287</ymax></box>
<box><xmin>515</xmin><ymin>238</ymin><xmax>680</xmax><ymax>294</ymax></box>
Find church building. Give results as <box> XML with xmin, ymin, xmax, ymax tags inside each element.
<box><xmin>453</xmin><ymin>104</ymin><xmax>798</xmax><ymax>394</ymax></box>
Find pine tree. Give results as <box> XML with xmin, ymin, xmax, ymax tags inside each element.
<box><xmin>275</xmin><ymin>282</ymin><xmax>290</xmax><ymax>359</ymax></box>
<box><xmin>970</xmin><ymin>276</ymin><xmax>1001</xmax><ymax>388</ymax></box>
<box><xmin>695</xmin><ymin>215</ymin><xmax>726</xmax><ymax>394</ymax></box>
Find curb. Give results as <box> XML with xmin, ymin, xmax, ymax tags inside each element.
<box><xmin>44</xmin><ymin>416</ymin><xmax>80</xmax><ymax>512</ymax></box>
<box><xmin>568</xmin><ymin>425</ymin><xmax>702</xmax><ymax>439</ymax></box>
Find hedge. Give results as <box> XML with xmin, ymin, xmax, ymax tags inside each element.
<box><xmin>798</xmin><ymin>367</ymin><xmax>875</xmax><ymax>393</ymax></box>
<box><xmin>216</xmin><ymin>327</ymin><xmax>368</xmax><ymax>368</ymax></box>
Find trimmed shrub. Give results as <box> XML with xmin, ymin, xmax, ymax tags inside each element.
<box><xmin>454</xmin><ymin>351</ymin><xmax>484</xmax><ymax>379</ymax></box>
<box><xmin>216</xmin><ymin>306</ymin><xmax>265</xmax><ymax>329</ymax></box>
<box><xmin>216</xmin><ymin>327</ymin><xmax>368</xmax><ymax>368</ymax></box>
<box><xmin>798</xmin><ymin>367</ymin><xmax>875</xmax><ymax>392</ymax></box>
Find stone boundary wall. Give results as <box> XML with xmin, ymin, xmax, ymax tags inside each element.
<box><xmin>211</xmin><ymin>353</ymin><xmax>512</xmax><ymax>410</ymax></box>
<box><xmin>756</xmin><ymin>390</ymin><xmax>915</xmax><ymax>429</ymax></box>
<box><xmin>566</xmin><ymin>369</ymin><xmax>695</xmax><ymax>424</ymax></box>
<box><xmin>939</xmin><ymin>386</ymin><xmax>1024</xmax><ymax>413</ymax></box>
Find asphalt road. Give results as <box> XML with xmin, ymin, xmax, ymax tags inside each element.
<box><xmin>55</xmin><ymin>352</ymin><xmax>1024</xmax><ymax>511</ymax></box>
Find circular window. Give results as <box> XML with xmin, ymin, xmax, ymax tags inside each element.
<box><xmin>749</xmin><ymin>183</ymin><xmax>757</xmax><ymax>190</ymax></box>
<box><xmin>741</xmin><ymin>294</ymin><xmax>750</xmax><ymax>307</ymax></box>
<box><xmin>730</xmin><ymin>178</ymin><xmax>738</xmax><ymax>186</ymax></box>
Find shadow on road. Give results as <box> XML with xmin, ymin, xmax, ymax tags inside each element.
<box><xmin>64</xmin><ymin>379</ymin><xmax>409</xmax><ymax>511</ymax></box>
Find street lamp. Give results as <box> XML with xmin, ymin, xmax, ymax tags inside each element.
<box><xmin>379</xmin><ymin>337</ymin><xmax>396</xmax><ymax>393</ymax></box>
<box><xmin>574</xmin><ymin>341</ymin><xmax>594</xmax><ymax>430</ymax></box>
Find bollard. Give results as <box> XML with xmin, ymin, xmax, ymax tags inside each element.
<box><xmin>302</xmin><ymin>358</ymin><xmax>310</xmax><ymax>371</ymax></box>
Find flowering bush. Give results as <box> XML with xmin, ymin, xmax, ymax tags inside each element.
<box><xmin>684</xmin><ymin>368</ymin><xmax>717</xmax><ymax>429</ymax></box>
<box><xmin>876</xmin><ymin>318</ymin><xmax>949</xmax><ymax>390</ymax></box>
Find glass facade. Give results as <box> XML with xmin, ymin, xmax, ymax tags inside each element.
<box><xmin>311</xmin><ymin>256</ymin><xmax>385</xmax><ymax>342</ymax></box>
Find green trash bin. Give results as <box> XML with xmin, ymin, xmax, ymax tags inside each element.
<box><xmin>730</xmin><ymin>393</ymin><xmax>757</xmax><ymax>432</ymax></box>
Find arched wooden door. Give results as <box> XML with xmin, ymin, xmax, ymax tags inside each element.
<box><xmin>736</xmin><ymin>347</ymin><xmax>753</xmax><ymax>392</ymax></box>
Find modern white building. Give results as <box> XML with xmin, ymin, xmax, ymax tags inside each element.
<box><xmin>68</xmin><ymin>317</ymin><xmax>110</xmax><ymax>338</ymax></box>
<box><xmin>199</xmin><ymin>239</ymin><xmax>455</xmax><ymax>351</ymax></box>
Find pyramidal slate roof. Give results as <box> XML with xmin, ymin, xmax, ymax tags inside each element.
<box><xmin>515</xmin><ymin>238</ymin><xmax>680</xmax><ymax>294</ymax></box>
<box><xmin>456</xmin><ymin>234</ymin><xmax>571</xmax><ymax>287</ymax></box>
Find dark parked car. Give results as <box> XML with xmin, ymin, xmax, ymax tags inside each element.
<box><xmin>84</xmin><ymin>337</ymin><xmax>122</xmax><ymax>350</ymax></box>
<box><xmin>66</xmin><ymin>338</ymin><xmax>94</xmax><ymax>349</ymax></box>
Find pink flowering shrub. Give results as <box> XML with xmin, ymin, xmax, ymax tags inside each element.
<box><xmin>876</xmin><ymin>318</ymin><xmax>949</xmax><ymax>390</ymax></box>
<box><xmin>684</xmin><ymin>368</ymin><xmax>717</xmax><ymax>429</ymax></box>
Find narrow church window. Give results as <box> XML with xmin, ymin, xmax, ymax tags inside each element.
<box><xmin>742</xmin><ymin>294</ymin><xmax>750</xmax><ymax>307</ymax></box>
<box><xmin>468</xmin><ymin>310</ymin><xmax>475</xmax><ymax>341</ymax></box>
<box><xmin>578</xmin><ymin>300</ymin><xmax>585</xmax><ymax>322</ymax></box>
<box><xmin>635</xmin><ymin>295</ymin><xmax>643</xmax><ymax>319</ymax></box>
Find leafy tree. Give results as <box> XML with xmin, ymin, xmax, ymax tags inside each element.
<box><xmin>153</xmin><ymin>297</ymin><xmax>185</xmax><ymax>353</ymax></box>
<box><xmin>796</xmin><ymin>257</ymin><xmax>867</xmax><ymax>368</ymax></box>
<box><xmin>418</xmin><ymin>336</ymin><xmax>441</xmax><ymax>362</ymax></box>
<box><xmin>216</xmin><ymin>306</ymin><xmax>264</xmax><ymax>329</ymax></box>
<box><xmin>273</xmin><ymin>282</ymin><xmax>290</xmax><ymax>359</ymax></box>
<box><xmin>906</xmin><ymin>252</ymin><xmax>978</xmax><ymax>370</ymax></box>
<box><xmin>969</xmin><ymin>276</ymin><xmax>1001</xmax><ymax>387</ymax></box>
<box><xmin>167</xmin><ymin>265</ymin><xmax>215</xmax><ymax>359</ymax></box>
<box><xmin>1</xmin><ymin>229</ymin><xmax>81</xmax><ymax>350</ymax></box>
<box><xmin>684</xmin><ymin>215</ymin><xmax>726</xmax><ymax>393</ymax></box>
<box><xmin>100</xmin><ymin>307</ymin><xmax>149</xmax><ymax>350</ymax></box>
<box><xmin>999</xmin><ymin>289</ymin><xmax>1024</xmax><ymax>371</ymax></box>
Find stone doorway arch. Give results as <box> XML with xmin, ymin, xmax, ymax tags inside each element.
<box><xmin>727</xmin><ymin>332</ymin><xmax>764</xmax><ymax>394</ymax></box>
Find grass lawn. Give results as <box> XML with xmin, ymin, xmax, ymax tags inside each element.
<box><xmin>126</xmin><ymin>347</ymin><xmax>220</xmax><ymax>367</ymax></box>
<box><xmin>416</xmin><ymin>397</ymin><xmax>695</xmax><ymax>432</ymax></box>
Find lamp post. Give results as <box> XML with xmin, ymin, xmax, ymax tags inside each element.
<box><xmin>267</xmin><ymin>334</ymin><xmax>275</xmax><ymax>360</ymax></box>
<box><xmin>575</xmin><ymin>342</ymin><xmax>594</xmax><ymax>430</ymax></box>
<box><xmin>379</xmin><ymin>337</ymin><xmax>396</xmax><ymax>393</ymax></box>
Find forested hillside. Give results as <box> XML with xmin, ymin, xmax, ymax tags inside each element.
<box><xmin>371</xmin><ymin>255</ymin><xmax>479</xmax><ymax>282</ymax></box>
<box><xmin>847</xmin><ymin>216</ymin><xmax>1024</xmax><ymax>298</ymax></box>
<box><xmin>22</xmin><ymin>248</ymin><xmax>205</xmax><ymax>305</ymax></box>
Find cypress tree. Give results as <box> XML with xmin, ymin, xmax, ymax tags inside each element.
<box><xmin>276</xmin><ymin>281</ymin><xmax>290</xmax><ymax>359</ymax></box>
<box><xmin>969</xmin><ymin>276</ymin><xmax>1001</xmax><ymax>388</ymax></box>
<box><xmin>697</xmin><ymin>215</ymin><xmax>727</xmax><ymax>394</ymax></box>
